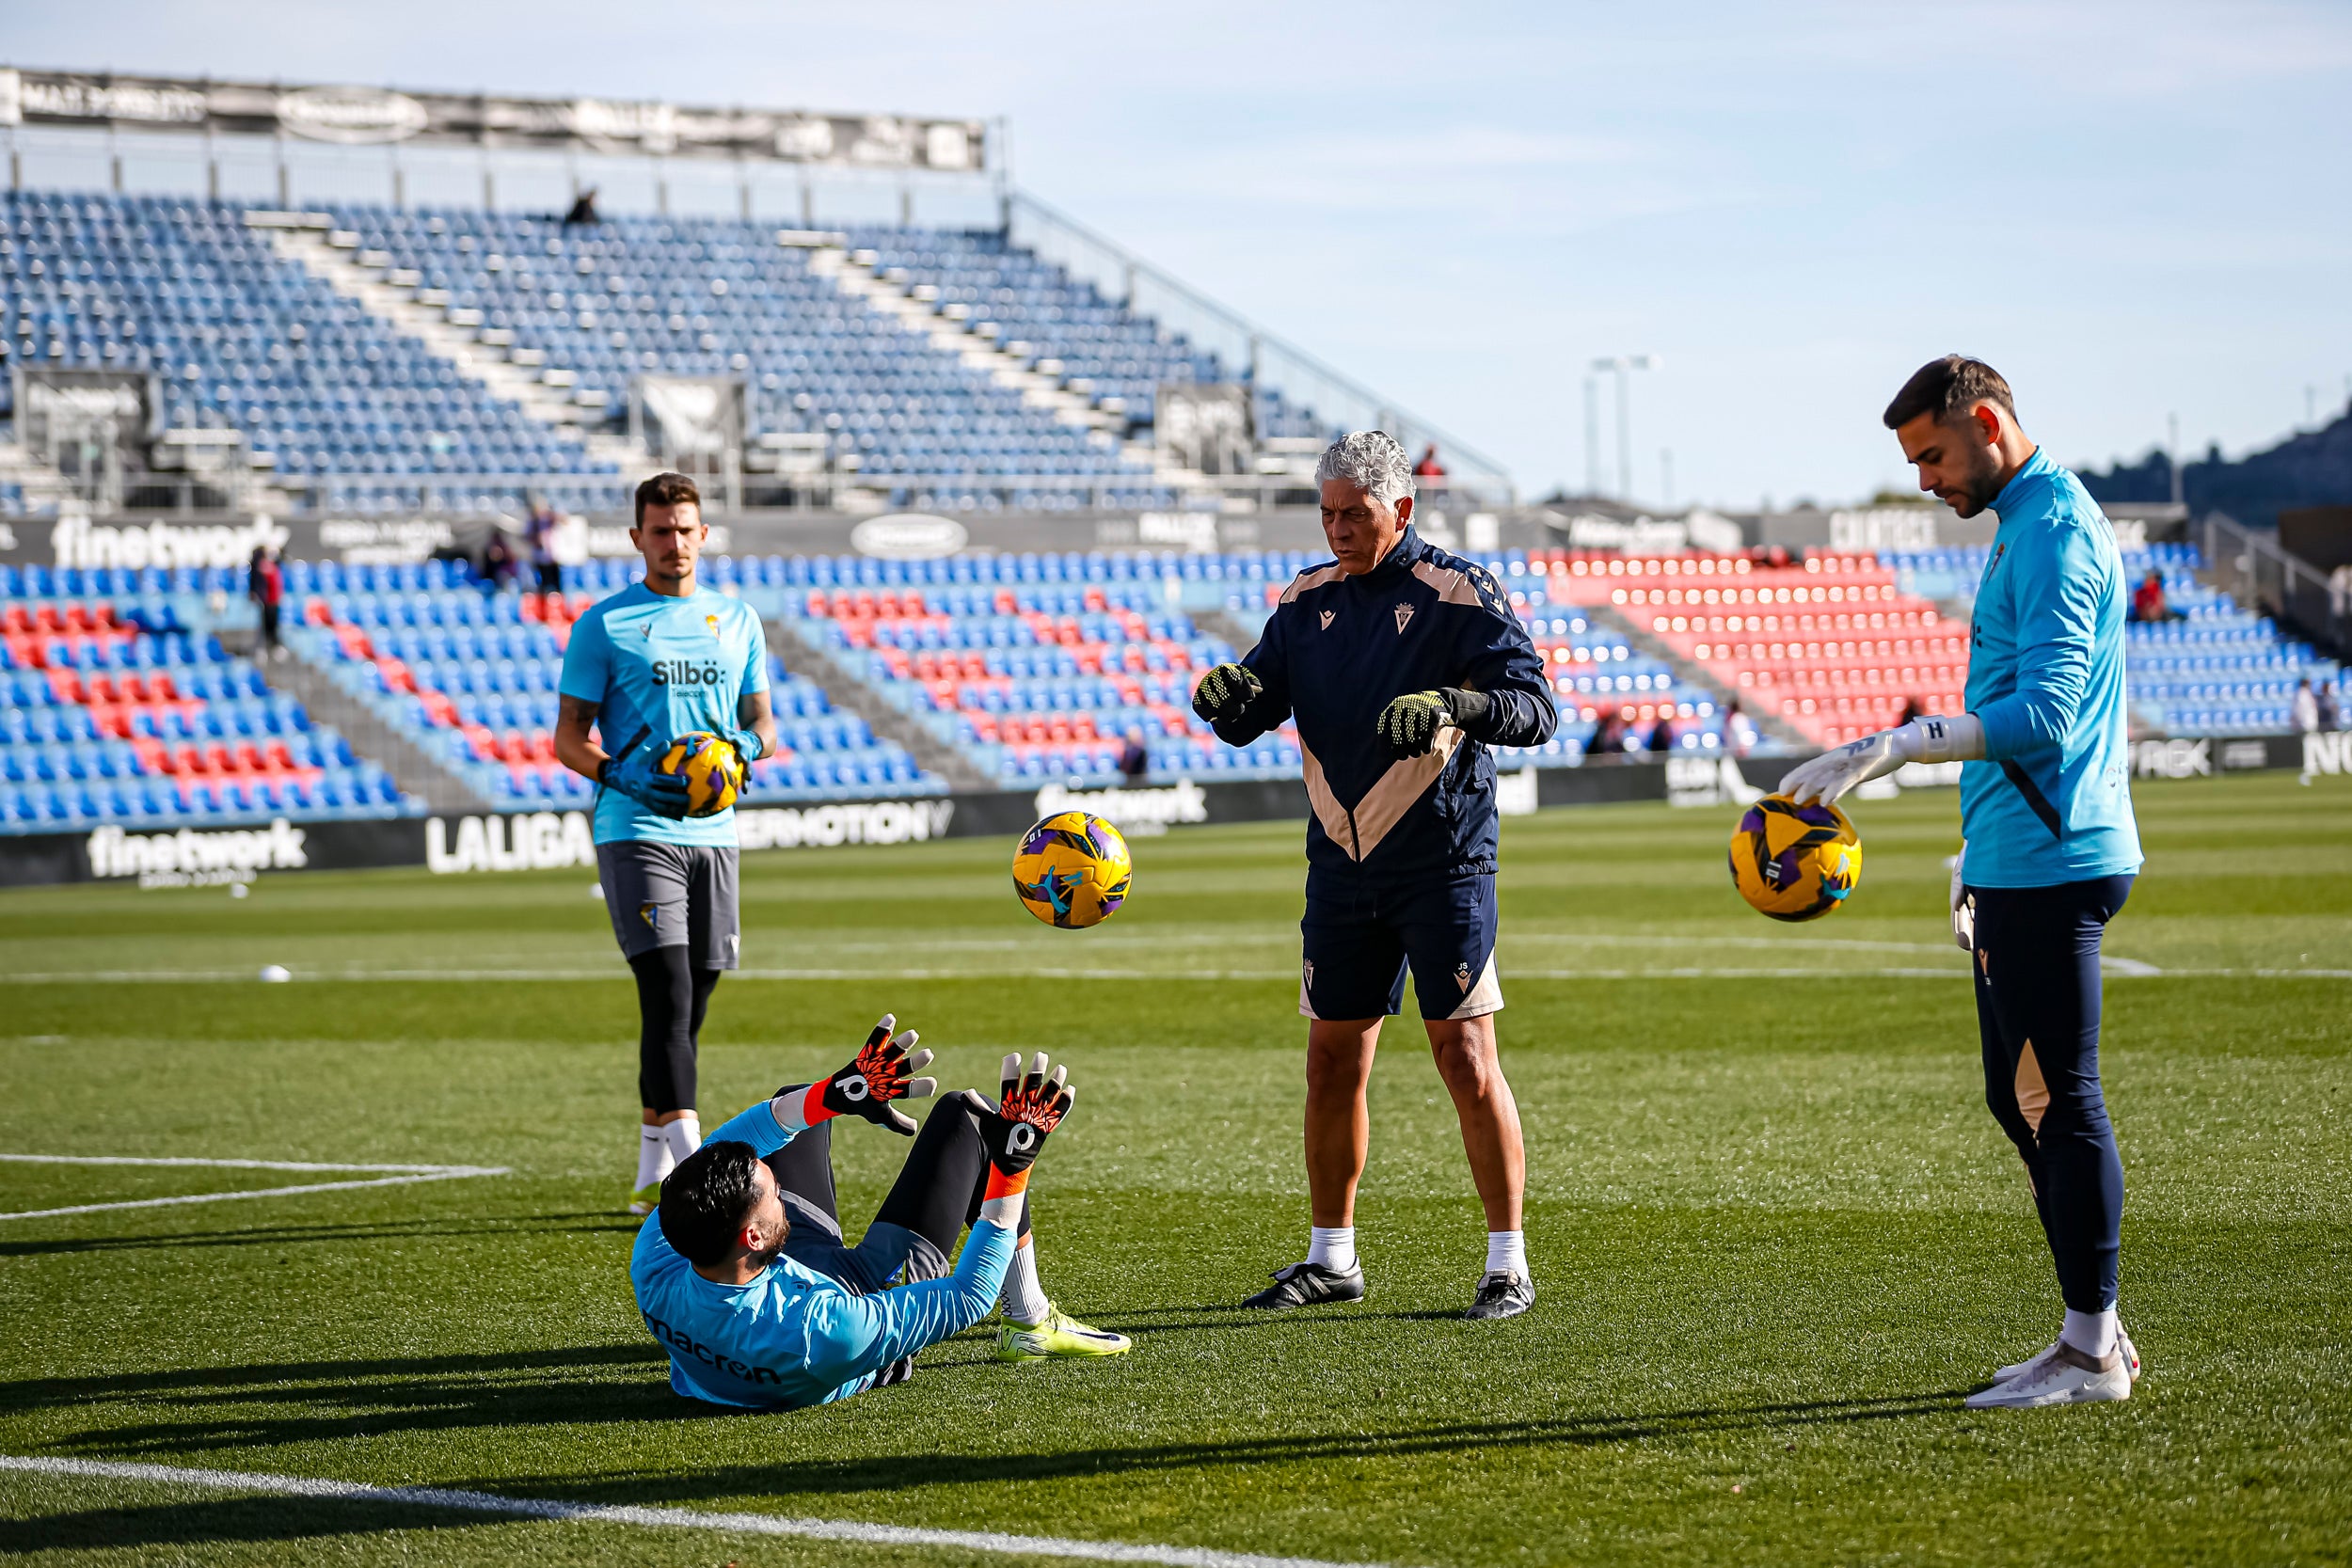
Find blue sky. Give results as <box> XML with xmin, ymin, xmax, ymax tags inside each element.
<box><xmin>11</xmin><ymin>1</ymin><xmax>2351</xmax><ymax>507</ymax></box>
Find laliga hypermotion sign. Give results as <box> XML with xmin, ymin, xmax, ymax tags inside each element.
<box><xmin>0</xmin><ymin>67</ymin><xmax>985</xmax><ymax>170</ymax></box>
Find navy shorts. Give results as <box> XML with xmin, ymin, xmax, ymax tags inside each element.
<box><xmin>1300</xmin><ymin>873</ymin><xmax>1504</xmax><ymax>1022</ymax></box>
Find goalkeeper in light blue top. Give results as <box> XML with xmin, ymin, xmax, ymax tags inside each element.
<box><xmin>1781</xmin><ymin>356</ymin><xmax>2144</xmax><ymax>1413</ymax></box>
<box><xmin>553</xmin><ymin>474</ymin><xmax>778</xmax><ymax>1218</ymax></box>
<box><xmin>631</xmin><ymin>1023</ymin><xmax>1124</xmax><ymax>1410</ymax></box>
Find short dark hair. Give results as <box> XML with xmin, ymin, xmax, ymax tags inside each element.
<box><xmin>634</xmin><ymin>471</ymin><xmax>702</xmax><ymax>528</ymax></box>
<box><xmin>1883</xmin><ymin>356</ymin><xmax>2016</xmax><ymax>431</ymax></box>
<box><xmin>656</xmin><ymin>1139</ymin><xmax>762</xmax><ymax>1266</ymax></box>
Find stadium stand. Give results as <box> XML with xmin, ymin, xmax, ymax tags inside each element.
<box><xmin>1547</xmin><ymin>551</ymin><xmax>1951</xmax><ymax>748</ymax></box>
<box><xmin>0</xmin><ymin>564</ymin><xmax>412</xmax><ymax>832</ymax></box>
<box><xmin>2</xmin><ymin>193</ymin><xmax>617</xmax><ymax>515</ymax></box>
<box><xmin>278</xmin><ymin>555</ymin><xmax>945</xmax><ymax>808</ymax></box>
<box><xmin>1883</xmin><ymin>540</ymin><xmax>2348</xmax><ymax>737</ymax></box>
<box><xmin>1</xmin><ymin>190</ymin><xmax>1346</xmax><ymax>517</ymax></box>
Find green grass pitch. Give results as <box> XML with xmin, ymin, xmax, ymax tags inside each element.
<box><xmin>1</xmin><ymin>770</ymin><xmax>2347</xmax><ymax>1566</ymax></box>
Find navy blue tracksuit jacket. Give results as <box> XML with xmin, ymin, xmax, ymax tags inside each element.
<box><xmin>1216</xmin><ymin>528</ymin><xmax>1557</xmax><ymax>889</ymax></box>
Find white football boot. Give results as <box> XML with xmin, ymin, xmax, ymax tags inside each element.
<box><xmin>1964</xmin><ymin>1340</ymin><xmax>2132</xmax><ymax>1409</ymax></box>
<box><xmin>1994</xmin><ymin>1323</ymin><xmax>2139</xmax><ymax>1386</ymax></box>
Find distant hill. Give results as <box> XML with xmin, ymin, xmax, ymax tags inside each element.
<box><xmin>2078</xmin><ymin>409</ymin><xmax>2352</xmax><ymax>531</ymax></box>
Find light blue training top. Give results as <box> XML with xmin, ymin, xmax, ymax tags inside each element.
<box><xmin>628</xmin><ymin>1095</ymin><xmax>1017</xmax><ymax>1410</ymax></box>
<box><xmin>558</xmin><ymin>582</ymin><xmax>768</xmax><ymax>847</ymax></box>
<box><xmin>1961</xmin><ymin>446</ymin><xmax>2144</xmax><ymax>888</ymax></box>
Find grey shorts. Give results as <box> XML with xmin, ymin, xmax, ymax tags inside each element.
<box><xmin>596</xmin><ymin>841</ymin><xmax>740</xmax><ymax>969</ymax></box>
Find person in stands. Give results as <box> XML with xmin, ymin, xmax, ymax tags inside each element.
<box><xmin>1414</xmin><ymin>445</ymin><xmax>1447</xmax><ymax>481</ymax></box>
<box><xmin>1118</xmin><ymin>729</ymin><xmax>1150</xmax><ymax>787</ymax></box>
<box><xmin>528</xmin><ymin>497</ymin><xmax>564</xmax><ymax>595</ymax></box>
<box><xmin>1647</xmin><ymin>711</ymin><xmax>1677</xmax><ymax>752</ymax></box>
<box><xmin>246</xmin><ymin>545</ymin><xmax>284</xmax><ymax>662</ymax></box>
<box><xmin>2129</xmin><ymin>568</ymin><xmax>2183</xmax><ymax>624</ymax></box>
<box><xmin>564</xmin><ymin>187</ymin><xmax>601</xmax><ymax>228</ymax></box>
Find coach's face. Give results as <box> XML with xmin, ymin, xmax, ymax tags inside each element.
<box><xmin>633</xmin><ymin>502</ymin><xmax>706</xmax><ymax>589</ymax></box>
<box><xmin>1320</xmin><ymin>480</ymin><xmax>1413</xmax><ymax>576</ymax></box>
<box><xmin>1895</xmin><ymin>404</ymin><xmax>2006</xmax><ymax>519</ymax></box>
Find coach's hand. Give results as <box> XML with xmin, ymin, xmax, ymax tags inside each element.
<box><xmin>814</xmin><ymin>1014</ymin><xmax>938</xmax><ymax>1135</ymax></box>
<box><xmin>599</xmin><ymin>745</ymin><xmax>691</xmax><ymax>819</ymax></box>
<box><xmin>1375</xmin><ymin>688</ymin><xmax>1486</xmax><ymax>758</ymax></box>
<box><xmin>982</xmin><ymin>1051</ymin><xmax>1074</xmax><ymax>1187</ymax></box>
<box><xmin>1191</xmin><ymin>662</ymin><xmax>1263</xmax><ymax>727</ymax></box>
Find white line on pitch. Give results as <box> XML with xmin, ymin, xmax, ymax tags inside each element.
<box><xmin>0</xmin><ymin>1157</ymin><xmax>506</xmax><ymax>1222</ymax></box>
<box><xmin>0</xmin><ymin>1455</ymin><xmax>1385</xmax><ymax>1568</ymax></box>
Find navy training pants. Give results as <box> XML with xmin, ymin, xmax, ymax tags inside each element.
<box><xmin>1967</xmin><ymin>873</ymin><xmax>2135</xmax><ymax>1313</ymax></box>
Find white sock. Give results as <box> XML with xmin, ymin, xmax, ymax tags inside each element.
<box><xmin>1307</xmin><ymin>1225</ymin><xmax>1356</xmax><ymax>1274</ymax></box>
<box><xmin>1485</xmin><ymin>1230</ymin><xmax>1527</xmax><ymax>1280</ymax></box>
<box><xmin>634</xmin><ymin>1126</ymin><xmax>671</xmax><ymax>1192</ymax></box>
<box><xmin>999</xmin><ymin>1235</ymin><xmax>1051</xmax><ymax>1325</ymax></box>
<box><xmin>658</xmin><ymin>1117</ymin><xmax>701</xmax><ymax>1168</ymax></box>
<box><xmin>2060</xmin><ymin>1307</ymin><xmax>2119</xmax><ymax>1360</ymax></box>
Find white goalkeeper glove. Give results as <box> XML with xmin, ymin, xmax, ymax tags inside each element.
<box><xmin>1951</xmin><ymin>843</ymin><xmax>1973</xmax><ymax>952</ymax></box>
<box><xmin>1778</xmin><ymin>714</ymin><xmax>1985</xmax><ymax>806</ymax></box>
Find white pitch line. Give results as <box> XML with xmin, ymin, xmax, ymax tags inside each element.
<box><xmin>0</xmin><ymin>1455</ymin><xmax>1386</xmax><ymax>1568</ymax></box>
<box><xmin>0</xmin><ymin>1157</ymin><xmax>507</xmax><ymax>1222</ymax></box>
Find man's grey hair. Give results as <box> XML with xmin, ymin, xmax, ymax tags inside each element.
<box><xmin>1314</xmin><ymin>431</ymin><xmax>1415</xmax><ymax>508</ymax></box>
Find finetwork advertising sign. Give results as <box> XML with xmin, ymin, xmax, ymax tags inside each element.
<box><xmin>87</xmin><ymin>818</ymin><xmax>309</xmax><ymax>887</ymax></box>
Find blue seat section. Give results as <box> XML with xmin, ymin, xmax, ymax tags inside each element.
<box><xmin>2</xmin><ymin>193</ymin><xmax>616</xmax><ymax>515</ymax></box>
<box><xmin>0</xmin><ymin>594</ymin><xmax>414</xmax><ymax>834</ymax></box>
<box><xmin>281</xmin><ymin>555</ymin><xmax>945</xmax><ymax>805</ymax></box>
<box><xmin>843</xmin><ymin>229</ymin><xmax>1334</xmax><ymax>442</ymax></box>
<box><xmin>1883</xmin><ymin>541</ymin><xmax>2347</xmax><ymax>736</ymax></box>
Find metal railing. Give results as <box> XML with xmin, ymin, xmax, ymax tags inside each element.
<box><xmin>1004</xmin><ymin>190</ymin><xmax>1517</xmax><ymax>503</ymax></box>
<box><xmin>7</xmin><ymin>466</ymin><xmax>1517</xmax><ymax>517</ymax></box>
<box><xmin>2201</xmin><ymin>511</ymin><xmax>2348</xmax><ymax>657</ymax></box>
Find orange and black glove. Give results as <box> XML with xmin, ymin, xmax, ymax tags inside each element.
<box><xmin>788</xmin><ymin>1014</ymin><xmax>938</xmax><ymax>1135</ymax></box>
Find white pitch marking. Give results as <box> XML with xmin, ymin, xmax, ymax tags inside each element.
<box><xmin>6</xmin><ymin>963</ymin><xmax>2344</xmax><ymax>984</ymax></box>
<box><xmin>0</xmin><ymin>1455</ymin><xmax>1387</xmax><ymax>1568</ymax></box>
<box><xmin>0</xmin><ymin>1155</ymin><xmax>507</xmax><ymax>1222</ymax></box>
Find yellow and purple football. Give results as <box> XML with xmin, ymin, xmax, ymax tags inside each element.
<box><xmin>659</xmin><ymin>731</ymin><xmax>745</xmax><ymax>817</ymax></box>
<box><xmin>1013</xmin><ymin>811</ymin><xmax>1133</xmax><ymax>929</ymax></box>
<box><xmin>1729</xmin><ymin>794</ymin><xmax>1862</xmax><ymax>922</ymax></box>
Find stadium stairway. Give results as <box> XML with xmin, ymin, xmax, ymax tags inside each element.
<box><xmin>255</xmin><ymin>213</ymin><xmax>660</xmax><ymax>486</ymax></box>
<box><xmin>254</xmin><ymin>641</ymin><xmax>493</xmax><ymax>814</ymax></box>
<box><xmin>760</xmin><ymin>618</ymin><xmax>997</xmax><ymax>793</ymax></box>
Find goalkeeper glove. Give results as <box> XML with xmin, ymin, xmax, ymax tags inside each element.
<box><xmin>597</xmin><ymin>742</ymin><xmax>691</xmax><ymax>819</ymax></box>
<box><xmin>720</xmin><ymin>725</ymin><xmax>766</xmax><ymax>765</ymax></box>
<box><xmin>1375</xmin><ymin>687</ymin><xmax>1489</xmax><ymax>758</ymax></box>
<box><xmin>978</xmin><ymin>1051</ymin><xmax>1074</xmax><ymax>1217</ymax></box>
<box><xmin>1778</xmin><ymin>714</ymin><xmax>1984</xmax><ymax>806</ymax></box>
<box><xmin>1950</xmin><ymin>842</ymin><xmax>1974</xmax><ymax>953</ymax></box>
<box><xmin>1191</xmin><ymin>662</ymin><xmax>1263</xmax><ymax>727</ymax></box>
<box><xmin>787</xmin><ymin>1014</ymin><xmax>938</xmax><ymax>1135</ymax></box>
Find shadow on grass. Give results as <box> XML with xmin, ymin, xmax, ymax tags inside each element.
<box><xmin>0</xmin><ymin>1212</ymin><xmax>641</xmax><ymax>1259</ymax></box>
<box><xmin>455</xmin><ymin>1389</ymin><xmax>1968</xmax><ymax>1505</ymax></box>
<box><xmin>0</xmin><ymin>1345</ymin><xmax>693</xmax><ymax>1453</ymax></box>
<box><xmin>0</xmin><ymin>1496</ymin><xmax>502</xmax><ymax>1554</ymax></box>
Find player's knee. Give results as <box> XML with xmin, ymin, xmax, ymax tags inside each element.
<box><xmin>1429</xmin><ymin>1033</ymin><xmax>1502</xmax><ymax>1098</ymax></box>
<box><xmin>1304</xmin><ymin>1041</ymin><xmax>1374</xmax><ymax>1098</ymax></box>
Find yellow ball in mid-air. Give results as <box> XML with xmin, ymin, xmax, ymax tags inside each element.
<box><xmin>1013</xmin><ymin>811</ymin><xmax>1133</xmax><ymax>929</ymax></box>
<box><xmin>658</xmin><ymin>731</ymin><xmax>746</xmax><ymax>817</ymax></box>
<box><xmin>1728</xmin><ymin>794</ymin><xmax>1862</xmax><ymax>922</ymax></box>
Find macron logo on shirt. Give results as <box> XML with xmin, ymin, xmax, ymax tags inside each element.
<box><xmin>643</xmin><ymin>1308</ymin><xmax>787</xmax><ymax>1387</ymax></box>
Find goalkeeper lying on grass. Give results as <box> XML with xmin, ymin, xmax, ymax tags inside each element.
<box><xmin>631</xmin><ymin>1019</ymin><xmax>1126</xmax><ymax>1409</ymax></box>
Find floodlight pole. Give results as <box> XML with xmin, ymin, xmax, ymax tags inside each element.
<box><xmin>1582</xmin><ymin>373</ymin><xmax>1600</xmax><ymax>498</ymax></box>
<box><xmin>1590</xmin><ymin>355</ymin><xmax>1657</xmax><ymax>499</ymax></box>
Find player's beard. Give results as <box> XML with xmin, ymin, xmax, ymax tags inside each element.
<box><xmin>1947</xmin><ymin>449</ymin><xmax>2006</xmax><ymax>518</ymax></box>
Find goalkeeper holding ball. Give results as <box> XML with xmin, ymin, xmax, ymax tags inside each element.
<box><xmin>636</xmin><ymin>1025</ymin><xmax>1123</xmax><ymax>1409</ymax></box>
<box><xmin>554</xmin><ymin>472</ymin><xmax>776</xmax><ymax>1214</ymax></box>
<box><xmin>1193</xmin><ymin>431</ymin><xmax>1556</xmax><ymax>1320</ymax></box>
<box><xmin>1780</xmin><ymin>356</ymin><xmax>2143</xmax><ymax>1409</ymax></box>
